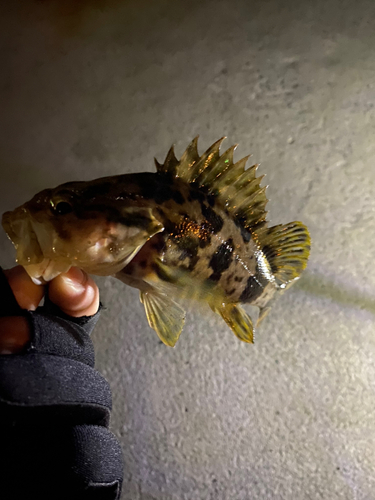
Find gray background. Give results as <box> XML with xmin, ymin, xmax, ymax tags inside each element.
<box><xmin>1</xmin><ymin>0</ymin><xmax>375</xmax><ymax>498</ymax></box>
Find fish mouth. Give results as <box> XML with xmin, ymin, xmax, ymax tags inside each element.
<box><xmin>23</xmin><ymin>259</ymin><xmax>72</xmax><ymax>284</ymax></box>
<box><xmin>2</xmin><ymin>210</ymin><xmax>20</xmax><ymax>246</ymax></box>
<box><xmin>2</xmin><ymin>209</ymin><xmax>73</xmax><ymax>283</ymax></box>
<box><xmin>2</xmin><ymin>208</ymin><xmax>44</xmax><ymax>267</ymax></box>
<box><xmin>2</xmin><ymin>205</ymin><xmax>162</xmax><ymax>282</ymax></box>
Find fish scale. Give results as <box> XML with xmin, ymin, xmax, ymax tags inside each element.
<box><xmin>2</xmin><ymin>137</ymin><xmax>311</xmax><ymax>347</ymax></box>
<box><xmin>122</xmin><ymin>178</ymin><xmax>265</xmax><ymax>302</ymax></box>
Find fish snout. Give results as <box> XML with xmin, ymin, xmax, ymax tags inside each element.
<box><xmin>2</xmin><ymin>207</ymin><xmax>44</xmax><ymax>266</ymax></box>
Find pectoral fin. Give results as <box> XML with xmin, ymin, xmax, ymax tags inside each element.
<box><xmin>140</xmin><ymin>290</ymin><xmax>186</xmax><ymax>347</ymax></box>
<box><xmin>213</xmin><ymin>303</ymin><xmax>254</xmax><ymax>343</ymax></box>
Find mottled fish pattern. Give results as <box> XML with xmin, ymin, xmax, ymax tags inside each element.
<box><xmin>2</xmin><ymin>138</ymin><xmax>311</xmax><ymax>346</ymax></box>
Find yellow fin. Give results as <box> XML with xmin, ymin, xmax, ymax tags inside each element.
<box><xmin>256</xmin><ymin>221</ymin><xmax>311</xmax><ymax>285</ymax></box>
<box><xmin>213</xmin><ymin>303</ymin><xmax>254</xmax><ymax>343</ymax></box>
<box><xmin>140</xmin><ymin>290</ymin><xmax>186</xmax><ymax>347</ymax></box>
<box><xmin>155</xmin><ymin>137</ymin><xmax>268</xmax><ymax>229</ymax></box>
<box><xmin>178</xmin><ymin>136</ymin><xmax>225</xmax><ymax>181</ymax></box>
<box><xmin>154</xmin><ymin>144</ymin><xmax>179</xmax><ymax>175</ymax></box>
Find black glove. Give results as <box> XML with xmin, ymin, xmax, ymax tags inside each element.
<box><xmin>0</xmin><ymin>268</ymin><xmax>124</xmax><ymax>500</ymax></box>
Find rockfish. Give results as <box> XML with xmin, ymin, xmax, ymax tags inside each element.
<box><xmin>2</xmin><ymin>138</ymin><xmax>311</xmax><ymax>346</ymax></box>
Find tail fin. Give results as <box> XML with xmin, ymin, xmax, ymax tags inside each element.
<box><xmin>257</xmin><ymin>222</ymin><xmax>311</xmax><ymax>287</ymax></box>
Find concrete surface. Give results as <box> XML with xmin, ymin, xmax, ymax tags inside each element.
<box><xmin>1</xmin><ymin>0</ymin><xmax>375</xmax><ymax>498</ymax></box>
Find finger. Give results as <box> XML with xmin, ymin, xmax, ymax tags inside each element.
<box><xmin>48</xmin><ymin>267</ymin><xmax>100</xmax><ymax>318</ymax></box>
<box><xmin>3</xmin><ymin>266</ymin><xmax>45</xmax><ymax>311</ymax></box>
<box><xmin>0</xmin><ymin>266</ymin><xmax>43</xmax><ymax>354</ymax></box>
<box><xmin>0</xmin><ymin>316</ymin><xmax>30</xmax><ymax>354</ymax></box>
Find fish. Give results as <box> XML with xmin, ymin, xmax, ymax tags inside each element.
<box><xmin>2</xmin><ymin>137</ymin><xmax>311</xmax><ymax>346</ymax></box>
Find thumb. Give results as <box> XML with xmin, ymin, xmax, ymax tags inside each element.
<box><xmin>48</xmin><ymin>267</ymin><xmax>100</xmax><ymax>318</ymax></box>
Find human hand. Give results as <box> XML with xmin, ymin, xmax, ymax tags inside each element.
<box><xmin>0</xmin><ymin>265</ymin><xmax>123</xmax><ymax>499</ymax></box>
<box><xmin>0</xmin><ymin>266</ymin><xmax>99</xmax><ymax>354</ymax></box>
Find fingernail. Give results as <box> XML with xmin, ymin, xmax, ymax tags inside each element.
<box><xmin>61</xmin><ymin>267</ymin><xmax>86</xmax><ymax>293</ymax></box>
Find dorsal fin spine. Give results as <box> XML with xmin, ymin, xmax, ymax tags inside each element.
<box><xmin>161</xmin><ymin>145</ymin><xmax>179</xmax><ymax>174</ymax></box>
<box><xmin>235</xmin><ymin>186</ymin><xmax>267</xmax><ymax>214</ymax></box>
<box><xmin>195</xmin><ymin>144</ymin><xmax>235</xmax><ymax>187</ymax></box>
<box><xmin>156</xmin><ymin>137</ymin><xmax>269</xmax><ymax>230</ymax></box>
<box><xmin>232</xmin><ymin>163</ymin><xmax>258</xmax><ymax>189</ymax></box>
<box><xmin>177</xmin><ymin>136</ymin><xmax>199</xmax><ymax>175</ymax></box>
<box><xmin>185</xmin><ymin>137</ymin><xmax>224</xmax><ymax>180</ymax></box>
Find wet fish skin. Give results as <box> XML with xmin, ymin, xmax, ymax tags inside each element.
<box><xmin>2</xmin><ymin>138</ymin><xmax>311</xmax><ymax>346</ymax></box>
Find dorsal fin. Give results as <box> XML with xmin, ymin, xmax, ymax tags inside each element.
<box><xmin>256</xmin><ymin>222</ymin><xmax>311</xmax><ymax>286</ymax></box>
<box><xmin>155</xmin><ymin>144</ymin><xmax>179</xmax><ymax>174</ymax></box>
<box><xmin>156</xmin><ymin>137</ymin><xmax>268</xmax><ymax>229</ymax></box>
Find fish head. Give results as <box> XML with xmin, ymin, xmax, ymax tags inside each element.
<box><xmin>2</xmin><ymin>181</ymin><xmax>164</xmax><ymax>283</ymax></box>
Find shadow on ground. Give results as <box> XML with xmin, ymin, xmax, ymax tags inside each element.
<box><xmin>295</xmin><ymin>272</ymin><xmax>375</xmax><ymax>315</ymax></box>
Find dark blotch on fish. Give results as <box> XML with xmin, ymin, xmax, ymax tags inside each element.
<box><xmin>188</xmin><ymin>186</ymin><xmax>206</xmax><ymax>203</ymax></box>
<box><xmin>208</xmin><ymin>239</ymin><xmax>234</xmax><ymax>281</ymax></box>
<box><xmin>139</xmin><ymin>177</ymin><xmax>159</xmax><ymax>200</ymax></box>
<box><xmin>178</xmin><ymin>237</ymin><xmax>199</xmax><ymax>261</ymax></box>
<box><xmin>201</xmin><ymin>203</ymin><xmax>224</xmax><ymax>233</ymax></box>
<box><xmin>139</xmin><ymin>176</ymin><xmax>184</xmax><ymax>205</ymax></box>
<box><xmin>154</xmin><ymin>185</ymin><xmax>174</xmax><ymax>205</ymax></box>
<box><xmin>155</xmin><ymin>187</ymin><xmax>184</xmax><ymax>205</ymax></box>
<box><xmin>207</xmin><ymin>193</ymin><xmax>216</xmax><ymax>207</ymax></box>
<box><xmin>234</xmin><ymin>216</ymin><xmax>252</xmax><ymax>243</ymax></box>
<box><xmin>188</xmin><ymin>255</ymin><xmax>199</xmax><ymax>271</ymax></box>
<box><xmin>172</xmin><ymin>190</ymin><xmax>184</xmax><ymax>205</ymax></box>
<box><xmin>150</xmin><ymin>235</ymin><xmax>166</xmax><ymax>252</ymax></box>
<box><xmin>240</xmin><ymin>226</ymin><xmax>251</xmax><ymax>243</ymax></box>
<box><xmin>239</xmin><ymin>275</ymin><xmax>264</xmax><ymax>302</ymax></box>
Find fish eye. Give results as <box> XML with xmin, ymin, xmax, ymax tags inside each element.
<box><xmin>50</xmin><ymin>200</ymin><xmax>73</xmax><ymax>215</ymax></box>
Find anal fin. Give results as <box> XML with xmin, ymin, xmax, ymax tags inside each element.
<box><xmin>140</xmin><ymin>290</ymin><xmax>186</xmax><ymax>347</ymax></box>
<box><xmin>213</xmin><ymin>303</ymin><xmax>254</xmax><ymax>343</ymax></box>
